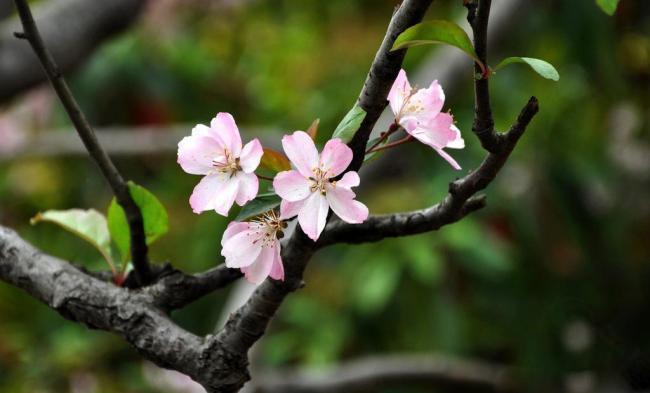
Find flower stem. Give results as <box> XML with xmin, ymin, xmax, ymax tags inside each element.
<box><xmin>366</xmin><ymin>135</ymin><xmax>414</xmax><ymax>154</ymax></box>
<box><xmin>257</xmin><ymin>174</ymin><xmax>275</xmax><ymax>181</ymax></box>
<box><xmin>365</xmin><ymin>123</ymin><xmax>400</xmax><ymax>154</ymax></box>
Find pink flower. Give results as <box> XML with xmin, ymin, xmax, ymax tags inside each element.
<box><xmin>273</xmin><ymin>131</ymin><xmax>368</xmax><ymax>241</ymax></box>
<box><xmin>177</xmin><ymin>112</ymin><xmax>263</xmax><ymax>216</ymax></box>
<box><xmin>388</xmin><ymin>69</ymin><xmax>465</xmax><ymax>169</ymax></box>
<box><xmin>221</xmin><ymin>211</ymin><xmax>285</xmax><ymax>284</ymax></box>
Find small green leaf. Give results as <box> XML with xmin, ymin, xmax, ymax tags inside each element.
<box><xmin>332</xmin><ymin>104</ymin><xmax>367</xmax><ymax>143</ymax></box>
<box><xmin>392</xmin><ymin>20</ymin><xmax>481</xmax><ymax>64</ymax></box>
<box><xmin>493</xmin><ymin>57</ymin><xmax>560</xmax><ymax>81</ymax></box>
<box><xmin>31</xmin><ymin>209</ymin><xmax>114</xmax><ymax>268</ymax></box>
<box><xmin>596</xmin><ymin>0</ymin><xmax>619</xmax><ymax>15</ymax></box>
<box><xmin>107</xmin><ymin>182</ymin><xmax>169</xmax><ymax>262</ymax></box>
<box><xmin>235</xmin><ymin>192</ymin><xmax>281</xmax><ymax>221</ymax></box>
<box><xmin>261</xmin><ymin>148</ymin><xmax>291</xmax><ymax>173</ymax></box>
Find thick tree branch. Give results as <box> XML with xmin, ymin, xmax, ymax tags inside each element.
<box><xmin>13</xmin><ymin>0</ymin><xmax>152</xmax><ymax>285</ymax></box>
<box><xmin>322</xmin><ymin>97</ymin><xmax>538</xmax><ymax>246</ymax></box>
<box><xmin>347</xmin><ymin>0</ymin><xmax>434</xmax><ymax>171</ymax></box>
<box><xmin>148</xmin><ymin>264</ymin><xmax>243</xmax><ymax>311</ymax></box>
<box><xmin>250</xmin><ymin>354</ymin><xmax>517</xmax><ymax>393</ymax></box>
<box><xmin>0</xmin><ymin>225</ymin><xmax>248</xmax><ymax>392</ymax></box>
<box><xmin>0</xmin><ymin>0</ymin><xmax>146</xmax><ymax>103</ymax></box>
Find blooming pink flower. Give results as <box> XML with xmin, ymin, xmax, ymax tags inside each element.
<box><xmin>221</xmin><ymin>211</ymin><xmax>285</xmax><ymax>284</ymax></box>
<box><xmin>178</xmin><ymin>112</ymin><xmax>263</xmax><ymax>216</ymax></box>
<box><xmin>388</xmin><ymin>69</ymin><xmax>465</xmax><ymax>169</ymax></box>
<box><xmin>273</xmin><ymin>131</ymin><xmax>368</xmax><ymax>241</ymax></box>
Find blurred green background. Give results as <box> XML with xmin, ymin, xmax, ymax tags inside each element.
<box><xmin>0</xmin><ymin>0</ymin><xmax>649</xmax><ymax>392</ymax></box>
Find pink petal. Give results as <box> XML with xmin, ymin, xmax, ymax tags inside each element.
<box><xmin>280</xmin><ymin>199</ymin><xmax>305</xmax><ymax>219</ymax></box>
<box><xmin>398</xmin><ymin>115</ymin><xmax>420</xmax><ymax>133</ymax></box>
<box><xmin>212</xmin><ymin>176</ymin><xmax>241</xmax><ymax>215</ymax></box>
<box><xmin>235</xmin><ymin>172</ymin><xmax>259</xmax><ymax>206</ymax></box>
<box><xmin>239</xmin><ymin>139</ymin><xmax>263</xmax><ymax>173</ymax></box>
<box><xmin>191</xmin><ymin>124</ymin><xmax>212</xmax><ymax>138</ymax></box>
<box><xmin>241</xmin><ymin>246</ymin><xmax>275</xmax><ymax>284</ymax></box>
<box><xmin>297</xmin><ymin>192</ymin><xmax>329</xmax><ymax>241</ymax></box>
<box><xmin>387</xmin><ymin>69</ymin><xmax>411</xmax><ymax>116</ymax></box>
<box><xmin>319</xmin><ymin>138</ymin><xmax>353</xmax><ymax>178</ymax></box>
<box><xmin>273</xmin><ymin>170</ymin><xmax>311</xmax><ymax>202</ymax></box>
<box><xmin>189</xmin><ymin>173</ymin><xmax>226</xmax><ymax>213</ymax></box>
<box><xmin>282</xmin><ymin>131</ymin><xmax>319</xmax><ymax>178</ymax></box>
<box><xmin>177</xmin><ymin>135</ymin><xmax>223</xmax><ymax>175</ymax></box>
<box><xmin>222</xmin><ymin>229</ymin><xmax>263</xmax><ymax>268</ymax></box>
<box><xmin>326</xmin><ymin>185</ymin><xmax>368</xmax><ymax>224</ymax></box>
<box><xmin>268</xmin><ymin>243</ymin><xmax>284</xmax><ymax>281</ymax></box>
<box><xmin>434</xmin><ymin>147</ymin><xmax>461</xmax><ymax>170</ymax></box>
<box><xmin>446</xmin><ymin>124</ymin><xmax>465</xmax><ymax>149</ymax></box>
<box><xmin>210</xmin><ymin>112</ymin><xmax>242</xmax><ymax>156</ymax></box>
<box><xmin>410</xmin><ymin>113</ymin><xmax>458</xmax><ymax>149</ymax></box>
<box><xmin>336</xmin><ymin>171</ymin><xmax>360</xmax><ymax>189</ymax></box>
<box><xmin>221</xmin><ymin>221</ymin><xmax>249</xmax><ymax>245</ymax></box>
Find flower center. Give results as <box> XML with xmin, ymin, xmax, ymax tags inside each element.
<box><xmin>249</xmin><ymin>210</ymin><xmax>287</xmax><ymax>248</ymax></box>
<box><xmin>212</xmin><ymin>149</ymin><xmax>241</xmax><ymax>177</ymax></box>
<box><xmin>309</xmin><ymin>167</ymin><xmax>329</xmax><ymax>195</ymax></box>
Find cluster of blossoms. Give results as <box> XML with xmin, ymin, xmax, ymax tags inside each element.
<box><xmin>177</xmin><ymin>69</ymin><xmax>463</xmax><ymax>285</ymax></box>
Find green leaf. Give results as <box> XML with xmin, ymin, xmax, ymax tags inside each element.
<box><xmin>261</xmin><ymin>148</ymin><xmax>291</xmax><ymax>173</ymax></box>
<box><xmin>235</xmin><ymin>192</ymin><xmax>281</xmax><ymax>221</ymax></box>
<box><xmin>595</xmin><ymin>0</ymin><xmax>619</xmax><ymax>15</ymax></box>
<box><xmin>31</xmin><ymin>209</ymin><xmax>114</xmax><ymax>267</ymax></box>
<box><xmin>332</xmin><ymin>104</ymin><xmax>366</xmax><ymax>143</ymax></box>
<box><xmin>392</xmin><ymin>20</ymin><xmax>480</xmax><ymax>64</ymax></box>
<box><xmin>493</xmin><ymin>57</ymin><xmax>560</xmax><ymax>81</ymax></box>
<box><xmin>107</xmin><ymin>181</ymin><xmax>169</xmax><ymax>262</ymax></box>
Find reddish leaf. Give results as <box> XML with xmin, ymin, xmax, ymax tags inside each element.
<box><xmin>307</xmin><ymin>118</ymin><xmax>320</xmax><ymax>140</ymax></box>
<box><xmin>261</xmin><ymin>148</ymin><xmax>291</xmax><ymax>172</ymax></box>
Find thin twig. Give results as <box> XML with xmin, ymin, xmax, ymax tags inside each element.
<box><xmin>12</xmin><ymin>0</ymin><xmax>152</xmax><ymax>285</ymax></box>
<box><xmin>366</xmin><ymin>134</ymin><xmax>414</xmax><ymax>154</ymax></box>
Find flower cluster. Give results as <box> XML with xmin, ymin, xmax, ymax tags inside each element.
<box><xmin>177</xmin><ymin>69</ymin><xmax>463</xmax><ymax>285</ymax></box>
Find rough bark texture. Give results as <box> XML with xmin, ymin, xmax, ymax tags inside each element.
<box><xmin>0</xmin><ymin>0</ymin><xmax>146</xmax><ymax>102</ymax></box>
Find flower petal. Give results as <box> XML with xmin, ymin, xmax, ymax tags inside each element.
<box><xmin>336</xmin><ymin>171</ymin><xmax>360</xmax><ymax>190</ymax></box>
<box><xmin>211</xmin><ymin>112</ymin><xmax>242</xmax><ymax>156</ymax></box>
<box><xmin>445</xmin><ymin>124</ymin><xmax>465</xmax><ymax>149</ymax></box>
<box><xmin>282</xmin><ymin>131</ymin><xmax>319</xmax><ymax>178</ymax></box>
<box><xmin>410</xmin><ymin>112</ymin><xmax>458</xmax><ymax>149</ymax></box>
<box><xmin>326</xmin><ymin>185</ymin><xmax>368</xmax><ymax>224</ymax></box>
<box><xmin>241</xmin><ymin>246</ymin><xmax>275</xmax><ymax>284</ymax></box>
<box><xmin>235</xmin><ymin>172</ymin><xmax>259</xmax><ymax>206</ymax></box>
<box><xmin>189</xmin><ymin>173</ymin><xmax>226</xmax><ymax>214</ymax></box>
<box><xmin>221</xmin><ymin>221</ymin><xmax>249</xmax><ymax>245</ymax></box>
<box><xmin>388</xmin><ymin>69</ymin><xmax>411</xmax><ymax>116</ymax></box>
<box><xmin>191</xmin><ymin>124</ymin><xmax>212</xmax><ymax>138</ymax></box>
<box><xmin>434</xmin><ymin>147</ymin><xmax>461</xmax><ymax>170</ymax></box>
<box><xmin>280</xmin><ymin>199</ymin><xmax>305</xmax><ymax>219</ymax></box>
<box><xmin>268</xmin><ymin>243</ymin><xmax>284</xmax><ymax>281</ymax></box>
<box><xmin>320</xmin><ymin>138</ymin><xmax>353</xmax><ymax>177</ymax></box>
<box><xmin>239</xmin><ymin>139</ymin><xmax>263</xmax><ymax>173</ymax></box>
<box><xmin>273</xmin><ymin>170</ymin><xmax>311</xmax><ymax>202</ymax></box>
<box><xmin>222</xmin><ymin>228</ymin><xmax>263</xmax><ymax>268</ymax></box>
<box><xmin>298</xmin><ymin>192</ymin><xmax>329</xmax><ymax>241</ymax></box>
<box><xmin>177</xmin><ymin>135</ymin><xmax>223</xmax><ymax>175</ymax></box>
<box><xmin>212</xmin><ymin>176</ymin><xmax>241</xmax><ymax>215</ymax></box>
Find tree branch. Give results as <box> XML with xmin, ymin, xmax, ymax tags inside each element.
<box><xmin>467</xmin><ymin>0</ymin><xmax>503</xmax><ymax>153</ymax></box>
<box><xmin>0</xmin><ymin>0</ymin><xmax>146</xmax><ymax>103</ymax></box>
<box><xmin>12</xmin><ymin>0</ymin><xmax>152</xmax><ymax>285</ymax></box>
<box><xmin>0</xmin><ymin>225</ymin><xmax>248</xmax><ymax>392</ymax></box>
<box><xmin>321</xmin><ymin>97</ymin><xmax>538</xmax><ymax>247</ymax></box>
<box><xmin>250</xmin><ymin>354</ymin><xmax>518</xmax><ymax>393</ymax></box>
<box><xmin>347</xmin><ymin>0</ymin><xmax>434</xmax><ymax>171</ymax></box>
